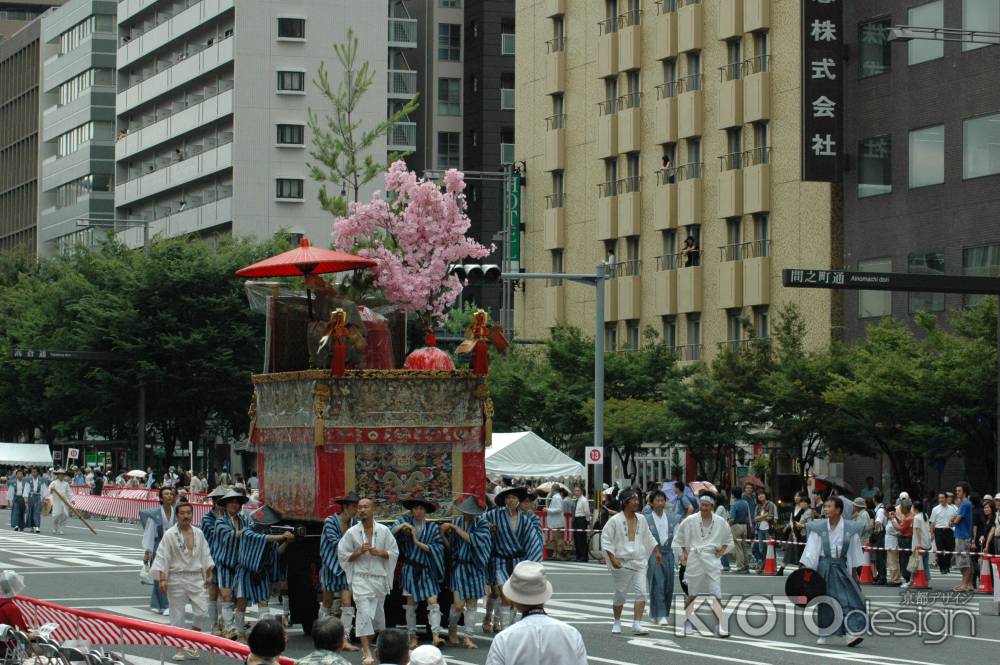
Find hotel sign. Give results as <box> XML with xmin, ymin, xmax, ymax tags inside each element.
<box><xmin>801</xmin><ymin>0</ymin><xmax>844</xmax><ymax>182</ymax></box>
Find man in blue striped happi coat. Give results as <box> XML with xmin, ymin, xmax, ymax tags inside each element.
<box><xmin>200</xmin><ymin>486</ymin><xmax>228</xmax><ymax>634</ymax></box>
<box><xmin>213</xmin><ymin>489</ymin><xmax>251</xmax><ymax>640</ymax></box>
<box><xmin>483</xmin><ymin>486</ymin><xmax>543</xmax><ymax>632</ymax></box>
<box><xmin>440</xmin><ymin>495</ymin><xmax>491</xmax><ymax>649</ymax></box>
<box><xmin>239</xmin><ymin>505</ymin><xmax>294</xmax><ymax>627</ymax></box>
<box><xmin>392</xmin><ymin>497</ymin><xmax>446</xmax><ymax>649</ymax></box>
<box><xmin>318</xmin><ymin>493</ymin><xmax>360</xmax><ymax>651</ymax></box>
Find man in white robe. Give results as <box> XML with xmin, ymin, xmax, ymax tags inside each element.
<box><xmin>673</xmin><ymin>493</ymin><xmax>734</xmax><ymax>637</ymax></box>
<box><xmin>151</xmin><ymin>501</ymin><xmax>215</xmax><ymax>660</ymax></box>
<box><xmin>600</xmin><ymin>488</ymin><xmax>658</xmax><ymax>636</ymax></box>
<box><xmin>337</xmin><ymin>497</ymin><xmax>399</xmax><ymax>665</ymax></box>
<box><xmin>46</xmin><ymin>469</ymin><xmax>73</xmax><ymax>535</ymax></box>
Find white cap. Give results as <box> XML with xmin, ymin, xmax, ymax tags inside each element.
<box><xmin>409</xmin><ymin>645</ymin><xmax>445</xmax><ymax>665</ymax></box>
<box><xmin>0</xmin><ymin>571</ymin><xmax>25</xmax><ymax>598</ymax></box>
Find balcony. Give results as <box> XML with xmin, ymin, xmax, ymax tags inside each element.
<box><xmin>654</xmin><ymin>256</ymin><xmax>679</xmax><ymax>315</ymax></box>
<box><xmin>654</xmin><ymin>83</ymin><xmax>678</xmax><ymax>143</ymax></box>
<box><xmin>389</xmin><ymin>18</ymin><xmax>418</xmax><ymax>48</ymax></box>
<box><xmin>617</xmin><ymin>93</ymin><xmax>642</xmax><ymax>153</ymax></box>
<box><xmin>604</xmin><ymin>277</ymin><xmax>619</xmax><ymax>322</ymax></box>
<box><xmin>596</xmin><ymin>181</ymin><xmax>618</xmax><ymax>241</ymax></box>
<box><xmin>545</xmin><ymin>284</ymin><xmax>566</xmax><ymax>328</ymax></box>
<box><xmin>677</xmin><ymin>162</ymin><xmax>703</xmax><ymax>227</ymax></box>
<box><xmin>654</xmin><ymin>169</ymin><xmax>678</xmax><ymax>230</ymax></box>
<box><xmin>544</xmin><ymin>0</ymin><xmax>566</xmax><ymax>17</ymax></box>
<box><xmin>545</xmin><ymin>116</ymin><xmax>566</xmax><ymax>172</ymax></box>
<box><xmin>597</xmin><ymin>101</ymin><xmax>619</xmax><ymax>158</ymax></box>
<box><xmin>117</xmin><ymin>36</ymin><xmax>234</xmax><ymax>114</ymax></box>
<box><xmin>717</xmin><ymin>64</ymin><xmax>743</xmax><ymax>129</ymax></box>
<box><xmin>743</xmin><ymin>247</ymin><xmax>772</xmax><ymax>306</ymax></box>
<box><xmin>717</xmin><ymin>0</ymin><xmax>743</xmax><ymax>40</ymax></box>
<box><xmin>677</xmin><ymin>0</ymin><xmax>703</xmax><ymax>53</ymax></box>
<box><xmin>500</xmin><ymin>88</ymin><xmax>515</xmax><ymax>111</ymax></box>
<box><xmin>677</xmin><ymin>75</ymin><xmax>703</xmax><ymax>139</ymax></box>
<box><xmin>717</xmin><ymin>152</ymin><xmax>743</xmax><ymax>219</ymax></box>
<box><xmin>653</xmin><ymin>0</ymin><xmax>678</xmax><ymax>59</ymax></box>
<box><xmin>119</xmin><ymin>0</ymin><xmax>161</xmax><ymax>23</ymax></box>
<box><xmin>116</xmin><ymin>87</ymin><xmax>234</xmax><ymax>161</ymax></box>
<box><xmin>743</xmin><ymin>147</ymin><xmax>771</xmax><ymax>213</ymax></box>
<box><xmin>500</xmin><ymin>142</ymin><xmax>515</xmax><ymax>165</ymax></box>
<box><xmin>117</xmin><ymin>0</ymin><xmax>235</xmax><ymax>69</ymax></box>
<box><xmin>388</xmin><ymin>122</ymin><xmax>417</xmax><ymax>152</ymax></box>
<box><xmin>545</xmin><ymin>39</ymin><xmax>566</xmax><ymax>94</ymax></box>
<box><xmin>617</xmin><ymin>176</ymin><xmax>641</xmax><ymax>237</ymax></box>
<box><xmin>743</xmin><ymin>55</ymin><xmax>771</xmax><ymax>123</ymax></box>
<box><xmin>745</xmin><ymin>0</ymin><xmax>770</xmax><ymax>32</ymax></box>
<box><xmin>616</xmin><ymin>261</ymin><xmax>642</xmax><ymax>320</ymax></box>
<box><xmin>544</xmin><ymin>195</ymin><xmax>566</xmax><ymax>249</ymax></box>
<box><xmin>116</xmin><ymin>141</ymin><xmax>232</xmax><ymax>207</ymax></box>
<box><xmin>677</xmin><ymin>264</ymin><xmax>703</xmax><ymax>313</ymax></box>
<box><xmin>501</xmin><ymin>33</ymin><xmax>516</xmax><ymax>56</ymax></box>
<box><xmin>120</xmin><ymin>196</ymin><xmax>233</xmax><ymax>249</ymax></box>
<box><xmin>617</xmin><ymin>10</ymin><xmax>642</xmax><ymax>71</ymax></box>
<box><xmin>597</xmin><ymin>22</ymin><xmax>618</xmax><ymax>78</ymax></box>
<box><xmin>718</xmin><ymin>253</ymin><xmax>743</xmax><ymax>309</ymax></box>
<box><xmin>388</xmin><ymin>69</ymin><xmax>418</xmax><ymax>99</ymax></box>
<box><xmin>674</xmin><ymin>343</ymin><xmax>703</xmax><ymax>363</ymax></box>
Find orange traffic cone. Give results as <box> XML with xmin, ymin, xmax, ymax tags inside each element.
<box><xmin>859</xmin><ymin>546</ymin><xmax>874</xmax><ymax>585</ymax></box>
<box><xmin>911</xmin><ymin>553</ymin><xmax>928</xmax><ymax>589</ymax></box>
<box><xmin>977</xmin><ymin>555</ymin><xmax>993</xmax><ymax>594</ymax></box>
<box><xmin>761</xmin><ymin>536</ymin><xmax>778</xmax><ymax>576</ymax></box>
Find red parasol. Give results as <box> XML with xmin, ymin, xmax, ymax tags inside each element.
<box><xmin>235</xmin><ymin>238</ymin><xmax>376</xmax><ymax>278</ymax></box>
<box><xmin>738</xmin><ymin>476</ymin><xmax>765</xmax><ymax>488</ymax></box>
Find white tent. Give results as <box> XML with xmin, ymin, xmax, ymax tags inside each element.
<box><xmin>0</xmin><ymin>443</ymin><xmax>53</xmax><ymax>467</ymax></box>
<box><xmin>485</xmin><ymin>431</ymin><xmax>585</xmax><ymax>479</ymax></box>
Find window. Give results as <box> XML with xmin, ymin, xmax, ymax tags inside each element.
<box><xmin>626</xmin><ymin>321</ymin><xmax>640</xmax><ymax>351</ymax></box>
<box><xmin>754</xmin><ymin>307</ymin><xmax>769</xmax><ymax>338</ymax></box>
<box><xmin>276</xmin><ymin>178</ymin><xmax>304</xmax><ymax>200</ymax></box>
<box><xmin>551</xmin><ymin>172</ymin><xmax>565</xmax><ymax>207</ymax></box>
<box><xmin>752</xmin><ymin>214</ymin><xmax>769</xmax><ymax>257</ymax></box>
<box><xmin>685</xmin><ymin>52</ymin><xmax>702</xmax><ymax>89</ymax></box>
<box><xmin>908</xmin><ymin>2</ymin><xmax>943</xmax><ymax>64</ymax></box>
<box><xmin>663</xmin><ymin>317</ymin><xmax>677</xmax><ymax>348</ymax></box>
<box><xmin>276</xmin><ymin>124</ymin><xmax>305</xmax><ymax>145</ymax></box>
<box><xmin>964</xmin><ymin>244</ymin><xmax>1000</xmax><ymax>306</ymax></box>
<box><xmin>963</xmin><ymin>0</ymin><xmax>1000</xmax><ymax>51</ymax></box>
<box><xmin>277</xmin><ymin>18</ymin><xmax>305</xmax><ymax>39</ymax></box>
<box><xmin>437</xmin><ymin>132</ymin><xmax>460</xmax><ymax>169</ymax></box>
<box><xmin>551</xmin><ymin>250</ymin><xmax>564</xmax><ymax>285</ymax></box>
<box><xmin>858</xmin><ymin>135</ymin><xmax>892</xmax><ymax>197</ymax></box>
<box><xmin>605</xmin><ymin>324</ymin><xmax>618</xmax><ymax>351</ymax></box>
<box><xmin>908</xmin><ymin>252</ymin><xmax>945</xmax><ymax>313</ymax></box>
<box><xmin>726</xmin><ymin>39</ymin><xmax>742</xmax><ymax>80</ymax></box>
<box><xmin>277</xmin><ymin>71</ymin><xmax>305</xmax><ymax>92</ymax></box>
<box><xmin>60</xmin><ymin>16</ymin><xmax>113</xmax><ymax>55</ymax></box>
<box><xmin>963</xmin><ymin>113</ymin><xmax>1000</xmax><ymax>179</ymax></box>
<box><xmin>858</xmin><ymin>17</ymin><xmax>891</xmax><ymax>78</ymax></box>
<box><xmin>56</xmin><ymin>122</ymin><xmax>112</xmax><ymax>157</ymax></box>
<box><xmin>438</xmin><ymin>23</ymin><xmax>461</xmax><ymax>60</ymax></box>
<box><xmin>908</xmin><ymin>125</ymin><xmax>944</xmax><ymax>188</ymax></box>
<box><xmin>441</xmin><ymin>0</ymin><xmax>461</xmax><ymax>6</ymax></box>
<box><xmin>858</xmin><ymin>257</ymin><xmax>892</xmax><ymax>318</ymax></box>
<box><xmin>727</xmin><ymin>310</ymin><xmax>742</xmax><ymax>344</ymax></box>
<box><xmin>686</xmin><ymin>316</ymin><xmax>701</xmax><ymax>359</ymax></box>
<box><xmin>57</xmin><ymin>68</ymin><xmax>114</xmax><ymax>106</ymax></box>
<box><xmin>726</xmin><ymin>218</ymin><xmax>741</xmax><ymax>249</ymax></box>
<box><xmin>438</xmin><ymin>78</ymin><xmax>461</xmax><ymax>115</ymax></box>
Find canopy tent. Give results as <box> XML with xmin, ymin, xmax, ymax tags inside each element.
<box><xmin>485</xmin><ymin>432</ymin><xmax>585</xmax><ymax>479</ymax></box>
<box><xmin>0</xmin><ymin>443</ymin><xmax>53</xmax><ymax>467</ymax></box>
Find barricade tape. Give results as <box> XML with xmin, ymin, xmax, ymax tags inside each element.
<box><xmin>12</xmin><ymin>595</ymin><xmax>293</xmax><ymax>663</ymax></box>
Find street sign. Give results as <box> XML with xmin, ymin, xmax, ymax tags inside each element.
<box><xmin>53</xmin><ymin>451</ymin><xmax>62</xmax><ymax>461</ymax></box>
<box><xmin>782</xmin><ymin>269</ymin><xmax>1000</xmax><ymax>295</ymax></box>
<box><xmin>67</xmin><ymin>448</ymin><xmax>79</xmax><ymax>460</ymax></box>
<box><xmin>508</xmin><ymin>175</ymin><xmax>521</xmax><ymax>262</ymax></box>
<box><xmin>585</xmin><ymin>446</ymin><xmax>603</xmax><ymax>465</ymax></box>
<box><xmin>11</xmin><ymin>349</ymin><xmax>124</xmax><ymax>362</ymax></box>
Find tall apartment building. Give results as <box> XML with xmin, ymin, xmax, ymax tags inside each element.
<box><xmin>1</xmin><ymin>1</ymin><xmax>62</xmax><ymax>40</ymax></box>
<box><xmin>514</xmin><ymin>0</ymin><xmax>840</xmax><ymax>359</ymax></box>
<box><xmin>37</xmin><ymin>0</ymin><xmax>116</xmax><ymax>256</ymax></box>
<box><xmin>113</xmin><ymin>0</ymin><xmax>387</xmax><ymax>248</ymax></box>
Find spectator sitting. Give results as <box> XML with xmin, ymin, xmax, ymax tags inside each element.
<box><xmin>296</xmin><ymin>616</ymin><xmax>350</xmax><ymax>665</ymax></box>
<box><xmin>246</xmin><ymin>617</ymin><xmax>287</xmax><ymax>665</ymax></box>
<box><xmin>374</xmin><ymin>628</ymin><xmax>409</xmax><ymax>665</ymax></box>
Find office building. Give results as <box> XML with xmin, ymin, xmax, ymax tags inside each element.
<box><xmin>1</xmin><ymin>1</ymin><xmax>62</xmax><ymax>40</ymax></box>
<box><xmin>514</xmin><ymin>0</ymin><xmax>840</xmax><ymax>359</ymax></box>
<box><xmin>113</xmin><ymin>0</ymin><xmax>388</xmax><ymax>247</ymax></box>
<box><xmin>38</xmin><ymin>0</ymin><xmax>116</xmax><ymax>256</ymax></box>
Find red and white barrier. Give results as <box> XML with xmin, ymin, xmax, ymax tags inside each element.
<box><xmin>70</xmin><ymin>495</ymin><xmax>212</xmax><ymax>524</ymax></box>
<box><xmin>13</xmin><ymin>595</ymin><xmax>292</xmax><ymax>663</ymax></box>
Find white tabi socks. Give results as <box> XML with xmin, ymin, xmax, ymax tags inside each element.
<box><xmin>221</xmin><ymin>602</ymin><xmax>235</xmax><ymax>632</ymax></box>
<box><xmin>428</xmin><ymin>603</ymin><xmax>442</xmax><ymax>636</ymax></box>
<box><xmin>448</xmin><ymin>606</ymin><xmax>462</xmax><ymax>635</ymax></box>
<box><xmin>318</xmin><ymin>605</ymin><xmax>330</xmax><ymax>619</ymax></box>
<box><xmin>405</xmin><ymin>604</ymin><xmax>417</xmax><ymax>635</ymax></box>
<box><xmin>234</xmin><ymin>611</ymin><xmax>246</xmax><ymax>635</ymax></box>
<box><xmin>463</xmin><ymin>604</ymin><xmax>478</xmax><ymax>638</ymax></box>
<box><xmin>341</xmin><ymin>606</ymin><xmax>356</xmax><ymax>640</ymax></box>
<box><xmin>484</xmin><ymin>595</ymin><xmax>498</xmax><ymax>626</ymax></box>
<box><xmin>206</xmin><ymin>600</ymin><xmax>218</xmax><ymax>629</ymax></box>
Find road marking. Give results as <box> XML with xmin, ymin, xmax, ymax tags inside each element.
<box><xmin>13</xmin><ymin>556</ymin><xmax>59</xmax><ymax>568</ymax></box>
<box><xmin>55</xmin><ymin>556</ymin><xmax>110</xmax><ymax>567</ymax></box>
<box><xmin>694</xmin><ymin>634</ymin><xmax>951</xmax><ymax>665</ymax></box>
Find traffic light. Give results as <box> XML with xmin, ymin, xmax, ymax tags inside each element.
<box><xmin>449</xmin><ymin>264</ymin><xmax>501</xmax><ymax>282</ymax></box>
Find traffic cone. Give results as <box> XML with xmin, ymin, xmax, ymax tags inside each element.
<box><xmin>911</xmin><ymin>554</ymin><xmax>928</xmax><ymax>589</ymax></box>
<box><xmin>977</xmin><ymin>555</ymin><xmax>993</xmax><ymax>594</ymax></box>
<box><xmin>761</xmin><ymin>536</ymin><xmax>778</xmax><ymax>576</ymax></box>
<box><xmin>858</xmin><ymin>546</ymin><xmax>874</xmax><ymax>585</ymax></box>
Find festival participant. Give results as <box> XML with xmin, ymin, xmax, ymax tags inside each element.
<box><xmin>239</xmin><ymin>506</ymin><xmax>295</xmax><ymax>625</ymax></box>
<box><xmin>151</xmin><ymin>501</ymin><xmax>215</xmax><ymax>661</ymax></box>
<box><xmin>21</xmin><ymin>468</ymin><xmax>46</xmax><ymax>534</ymax></box>
<box><xmin>338</xmin><ymin>497</ymin><xmax>399</xmax><ymax>665</ymax></box>
<box><xmin>392</xmin><ymin>497</ymin><xmax>446</xmax><ymax>648</ymax></box>
<box><xmin>440</xmin><ymin>495</ymin><xmax>491</xmax><ymax>648</ymax></box>
<box><xmin>600</xmin><ymin>488</ymin><xmax>658</xmax><ymax>635</ymax></box>
<box><xmin>7</xmin><ymin>471</ymin><xmax>24</xmax><ymax>532</ymax></box>
<box><xmin>799</xmin><ymin>496</ymin><xmax>867</xmax><ymax>647</ymax></box>
<box><xmin>46</xmin><ymin>469</ymin><xmax>73</xmax><ymax>535</ymax></box>
<box><xmin>571</xmin><ymin>486</ymin><xmax>592</xmax><ymax>563</ymax></box>
<box><xmin>673</xmin><ymin>492</ymin><xmax>734</xmax><ymax>637</ymax></box>
<box><xmin>319</xmin><ymin>493</ymin><xmax>360</xmax><ymax>651</ymax></box>
<box><xmin>644</xmin><ymin>490</ymin><xmax>679</xmax><ymax>626</ymax></box>
<box><xmin>483</xmin><ymin>486</ymin><xmax>543</xmax><ymax>633</ymax></box>
<box><xmin>201</xmin><ymin>486</ymin><xmax>227</xmax><ymax>634</ymax></box>
<box><xmin>214</xmin><ymin>489</ymin><xmax>251</xmax><ymax>640</ymax></box>
<box><xmin>545</xmin><ymin>486</ymin><xmax>567</xmax><ymax>559</ymax></box>
<box><xmin>142</xmin><ymin>486</ymin><xmax>178</xmax><ymax>616</ymax></box>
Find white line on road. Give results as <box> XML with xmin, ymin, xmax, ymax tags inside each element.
<box><xmin>13</xmin><ymin>556</ymin><xmax>59</xmax><ymax>568</ymax></box>
<box><xmin>55</xmin><ymin>556</ymin><xmax>112</xmax><ymax>567</ymax></box>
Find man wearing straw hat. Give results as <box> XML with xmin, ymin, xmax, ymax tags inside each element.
<box><xmin>392</xmin><ymin>496</ymin><xmax>446</xmax><ymax>649</ymax></box>
<box><xmin>201</xmin><ymin>486</ymin><xmax>228</xmax><ymax>634</ymax></box>
<box><xmin>213</xmin><ymin>488</ymin><xmax>251</xmax><ymax>640</ymax></box>
<box><xmin>484</xmin><ymin>561</ymin><xmax>586</xmax><ymax>665</ymax></box>
<box><xmin>440</xmin><ymin>495</ymin><xmax>491</xmax><ymax>648</ymax></box>
<box><xmin>319</xmin><ymin>493</ymin><xmax>360</xmax><ymax>650</ymax></box>
<box><xmin>46</xmin><ymin>469</ymin><xmax>73</xmax><ymax>535</ymax></box>
<box><xmin>483</xmin><ymin>486</ymin><xmax>543</xmax><ymax>633</ymax></box>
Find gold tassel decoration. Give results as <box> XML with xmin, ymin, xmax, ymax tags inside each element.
<box><xmin>313</xmin><ymin>382</ymin><xmax>330</xmax><ymax>447</ymax></box>
<box><xmin>247</xmin><ymin>393</ymin><xmax>258</xmax><ymax>442</ymax></box>
<box><xmin>484</xmin><ymin>397</ymin><xmax>494</xmax><ymax>446</ymax></box>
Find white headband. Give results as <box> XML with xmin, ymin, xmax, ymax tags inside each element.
<box><xmin>698</xmin><ymin>495</ymin><xmax>716</xmax><ymax>506</ymax></box>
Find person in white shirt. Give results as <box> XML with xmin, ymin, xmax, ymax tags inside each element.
<box><xmin>21</xmin><ymin>468</ymin><xmax>47</xmax><ymax>533</ymax></box>
<box><xmin>571</xmin><ymin>486</ymin><xmax>592</xmax><ymax>562</ymax></box>
<box><xmin>673</xmin><ymin>493</ymin><xmax>735</xmax><ymax>637</ymax></box>
<box><xmin>929</xmin><ymin>492</ymin><xmax>958</xmax><ymax>574</ymax></box>
<box><xmin>884</xmin><ymin>492</ymin><xmax>906</xmax><ymax>585</ymax></box>
<box><xmin>484</xmin><ymin>561</ymin><xmax>586</xmax><ymax>665</ymax></box>
<box><xmin>600</xmin><ymin>488</ymin><xmax>658</xmax><ymax>636</ymax></box>
<box><xmin>545</xmin><ymin>488</ymin><xmax>566</xmax><ymax>558</ymax></box>
<box><xmin>46</xmin><ymin>469</ymin><xmax>73</xmax><ymax>535</ymax></box>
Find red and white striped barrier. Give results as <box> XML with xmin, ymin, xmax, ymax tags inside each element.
<box><xmin>71</xmin><ymin>495</ymin><xmax>212</xmax><ymax>523</ymax></box>
<box><xmin>13</xmin><ymin>595</ymin><xmax>292</xmax><ymax>663</ymax></box>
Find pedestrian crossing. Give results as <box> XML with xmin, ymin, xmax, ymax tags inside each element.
<box><xmin>0</xmin><ymin>530</ymin><xmax>143</xmax><ymax>571</ymax></box>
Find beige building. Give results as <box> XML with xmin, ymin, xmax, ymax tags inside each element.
<box><xmin>514</xmin><ymin>0</ymin><xmax>840</xmax><ymax>359</ymax></box>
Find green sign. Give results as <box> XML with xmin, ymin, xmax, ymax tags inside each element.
<box><xmin>508</xmin><ymin>176</ymin><xmax>521</xmax><ymax>262</ymax></box>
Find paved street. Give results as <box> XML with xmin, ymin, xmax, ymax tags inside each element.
<box><xmin>5</xmin><ymin>514</ymin><xmax>999</xmax><ymax>665</ymax></box>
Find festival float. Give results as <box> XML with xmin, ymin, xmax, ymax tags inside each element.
<box><xmin>235</xmin><ymin>162</ymin><xmax>504</xmax><ymax>632</ymax></box>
